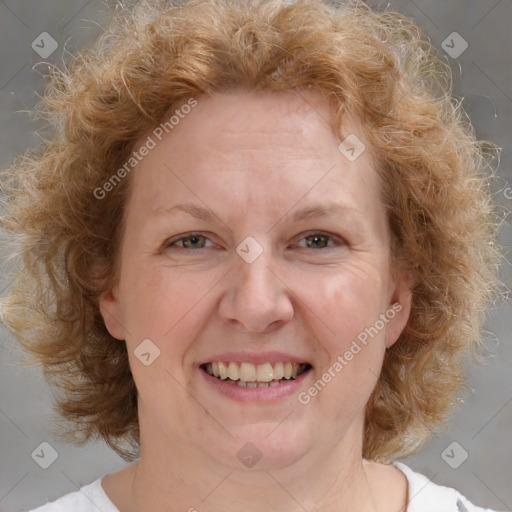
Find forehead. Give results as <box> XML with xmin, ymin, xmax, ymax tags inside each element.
<box><xmin>168</xmin><ymin>88</ymin><xmax>342</xmax><ymax>159</ymax></box>
<box><xmin>126</xmin><ymin>88</ymin><xmax>381</xmax><ymax>225</ymax></box>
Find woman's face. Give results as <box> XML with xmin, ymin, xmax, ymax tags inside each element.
<box><xmin>100</xmin><ymin>88</ymin><xmax>410</xmax><ymax>470</ymax></box>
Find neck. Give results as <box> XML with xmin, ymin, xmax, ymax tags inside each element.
<box><xmin>127</xmin><ymin>417</ymin><xmax>379</xmax><ymax>512</ymax></box>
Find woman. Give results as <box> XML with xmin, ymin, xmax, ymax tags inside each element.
<box><xmin>0</xmin><ymin>0</ymin><xmax>504</xmax><ymax>511</ymax></box>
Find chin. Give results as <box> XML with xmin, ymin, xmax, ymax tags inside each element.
<box><xmin>203</xmin><ymin>421</ymin><xmax>314</xmax><ymax>472</ymax></box>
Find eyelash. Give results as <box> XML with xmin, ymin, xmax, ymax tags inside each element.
<box><xmin>162</xmin><ymin>231</ymin><xmax>345</xmax><ymax>252</ymax></box>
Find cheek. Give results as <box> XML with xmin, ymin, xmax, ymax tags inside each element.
<box><xmin>119</xmin><ymin>263</ymin><xmax>210</xmax><ymax>342</ymax></box>
<box><xmin>301</xmin><ymin>262</ymin><xmax>389</xmax><ymax>351</ymax></box>
<box><xmin>121</xmin><ymin>267</ymin><xmax>213</xmax><ymax>401</ymax></box>
<box><xmin>300</xmin><ymin>268</ymin><xmax>388</xmax><ymax>418</ymax></box>
<box><xmin>120</xmin><ymin>263</ymin><xmax>233</xmax><ymax>380</ymax></box>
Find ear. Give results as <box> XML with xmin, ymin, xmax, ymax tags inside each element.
<box><xmin>384</xmin><ymin>269</ymin><xmax>412</xmax><ymax>349</ymax></box>
<box><xmin>99</xmin><ymin>285</ymin><xmax>126</xmax><ymax>341</ymax></box>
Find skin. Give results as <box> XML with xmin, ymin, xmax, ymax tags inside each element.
<box><xmin>99</xmin><ymin>88</ymin><xmax>412</xmax><ymax>512</ymax></box>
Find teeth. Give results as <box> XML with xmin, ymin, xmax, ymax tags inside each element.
<box><xmin>273</xmin><ymin>362</ymin><xmax>284</xmax><ymax>380</ymax></box>
<box><xmin>256</xmin><ymin>362</ymin><xmax>273</xmax><ymax>382</ymax></box>
<box><xmin>234</xmin><ymin>379</ymin><xmax>282</xmax><ymax>388</ymax></box>
<box><xmin>203</xmin><ymin>361</ymin><xmax>308</xmax><ymax>384</ymax></box>
<box><xmin>218</xmin><ymin>361</ymin><xmax>228</xmax><ymax>380</ymax></box>
<box><xmin>240</xmin><ymin>362</ymin><xmax>256</xmax><ymax>382</ymax></box>
<box><xmin>228</xmin><ymin>362</ymin><xmax>240</xmax><ymax>380</ymax></box>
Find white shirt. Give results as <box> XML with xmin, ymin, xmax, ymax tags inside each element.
<box><xmin>26</xmin><ymin>461</ymin><xmax>505</xmax><ymax>512</ymax></box>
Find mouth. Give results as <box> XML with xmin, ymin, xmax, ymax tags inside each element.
<box><xmin>200</xmin><ymin>361</ymin><xmax>313</xmax><ymax>388</ymax></box>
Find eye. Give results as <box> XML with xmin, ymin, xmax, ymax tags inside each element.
<box><xmin>296</xmin><ymin>232</ymin><xmax>343</xmax><ymax>250</ymax></box>
<box><xmin>162</xmin><ymin>231</ymin><xmax>345</xmax><ymax>252</ymax></box>
<box><xmin>163</xmin><ymin>233</ymin><xmax>214</xmax><ymax>250</ymax></box>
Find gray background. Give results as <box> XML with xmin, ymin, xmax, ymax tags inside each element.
<box><xmin>0</xmin><ymin>1</ymin><xmax>511</xmax><ymax>511</ymax></box>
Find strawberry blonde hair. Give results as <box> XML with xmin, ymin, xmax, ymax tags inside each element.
<box><xmin>0</xmin><ymin>0</ymin><xmax>501</xmax><ymax>461</ymax></box>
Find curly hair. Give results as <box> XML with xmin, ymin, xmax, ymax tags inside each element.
<box><xmin>0</xmin><ymin>0</ymin><xmax>501</xmax><ymax>462</ymax></box>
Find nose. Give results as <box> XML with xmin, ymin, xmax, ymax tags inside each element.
<box><xmin>218</xmin><ymin>246</ymin><xmax>294</xmax><ymax>333</ymax></box>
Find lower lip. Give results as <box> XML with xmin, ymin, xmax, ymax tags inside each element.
<box><xmin>199</xmin><ymin>367</ymin><xmax>313</xmax><ymax>402</ymax></box>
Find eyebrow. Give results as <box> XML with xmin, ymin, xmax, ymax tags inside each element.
<box><xmin>152</xmin><ymin>202</ymin><xmax>363</xmax><ymax>224</ymax></box>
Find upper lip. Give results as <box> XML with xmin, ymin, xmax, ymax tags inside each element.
<box><xmin>198</xmin><ymin>351</ymin><xmax>312</xmax><ymax>366</ymax></box>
